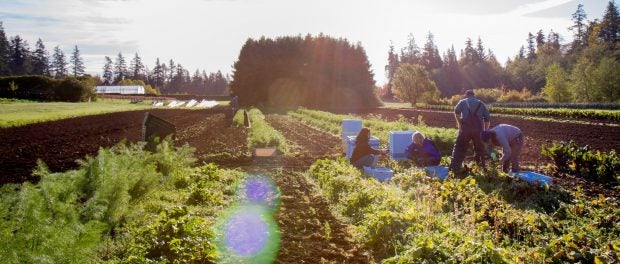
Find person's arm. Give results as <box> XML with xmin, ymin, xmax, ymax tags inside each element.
<box><xmin>482</xmin><ymin>103</ymin><xmax>491</xmax><ymax>130</ymax></box>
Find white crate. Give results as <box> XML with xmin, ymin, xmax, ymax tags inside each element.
<box><xmin>363</xmin><ymin>166</ymin><xmax>393</xmax><ymax>182</ymax></box>
<box><xmin>389</xmin><ymin>131</ymin><xmax>415</xmax><ymax>160</ymax></box>
<box><xmin>345</xmin><ymin>135</ymin><xmax>380</xmax><ymax>160</ymax></box>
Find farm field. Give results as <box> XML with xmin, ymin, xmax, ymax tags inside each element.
<box><xmin>0</xmin><ymin>99</ymin><xmax>155</xmax><ymax>128</ymax></box>
<box><xmin>0</xmin><ymin>105</ymin><xmax>618</xmax><ymax>263</ymax></box>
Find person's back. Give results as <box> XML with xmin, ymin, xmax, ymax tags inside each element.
<box><xmin>449</xmin><ymin>90</ymin><xmax>490</xmax><ymax>173</ymax></box>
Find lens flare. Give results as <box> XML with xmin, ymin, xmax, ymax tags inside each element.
<box><xmin>215</xmin><ymin>205</ymin><xmax>280</xmax><ymax>263</ymax></box>
<box><xmin>237</xmin><ymin>174</ymin><xmax>280</xmax><ymax>210</ymax></box>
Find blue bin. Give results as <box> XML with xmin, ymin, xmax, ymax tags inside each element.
<box><xmin>425</xmin><ymin>166</ymin><xmax>449</xmax><ymax>180</ymax></box>
<box><xmin>363</xmin><ymin>166</ymin><xmax>393</xmax><ymax>182</ymax></box>
<box><xmin>345</xmin><ymin>135</ymin><xmax>380</xmax><ymax>160</ymax></box>
<box><xmin>389</xmin><ymin>131</ymin><xmax>415</xmax><ymax>160</ymax></box>
<box><xmin>341</xmin><ymin>119</ymin><xmax>363</xmax><ymax>153</ymax></box>
<box><xmin>513</xmin><ymin>171</ymin><xmax>552</xmax><ymax>187</ymax></box>
<box><xmin>341</xmin><ymin>119</ymin><xmax>362</xmax><ymax>138</ymax></box>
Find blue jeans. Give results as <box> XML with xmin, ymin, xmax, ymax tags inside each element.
<box><xmin>352</xmin><ymin>154</ymin><xmax>378</xmax><ymax>169</ymax></box>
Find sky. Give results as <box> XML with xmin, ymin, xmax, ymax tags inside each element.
<box><xmin>0</xmin><ymin>0</ymin><xmax>610</xmax><ymax>85</ymax></box>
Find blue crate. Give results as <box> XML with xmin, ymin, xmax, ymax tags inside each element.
<box><xmin>389</xmin><ymin>131</ymin><xmax>415</xmax><ymax>160</ymax></box>
<box><xmin>341</xmin><ymin>119</ymin><xmax>363</xmax><ymax>153</ymax></box>
<box><xmin>341</xmin><ymin>119</ymin><xmax>362</xmax><ymax>137</ymax></box>
<box><xmin>425</xmin><ymin>166</ymin><xmax>449</xmax><ymax>180</ymax></box>
<box><xmin>345</xmin><ymin>135</ymin><xmax>380</xmax><ymax>160</ymax></box>
<box><xmin>514</xmin><ymin>171</ymin><xmax>552</xmax><ymax>187</ymax></box>
<box><xmin>363</xmin><ymin>166</ymin><xmax>393</xmax><ymax>182</ymax></box>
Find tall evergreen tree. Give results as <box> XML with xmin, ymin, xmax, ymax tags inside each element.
<box><xmin>152</xmin><ymin>58</ymin><xmax>164</xmax><ymax>89</ymax></box>
<box><xmin>599</xmin><ymin>1</ymin><xmax>620</xmax><ymax>43</ymax></box>
<box><xmin>70</xmin><ymin>45</ymin><xmax>85</xmax><ymax>77</ymax></box>
<box><xmin>102</xmin><ymin>56</ymin><xmax>113</xmax><ymax>85</ymax></box>
<box><xmin>475</xmin><ymin>37</ymin><xmax>487</xmax><ymax>63</ymax></box>
<box><xmin>535</xmin><ymin>30</ymin><xmax>546</xmax><ymax>50</ymax></box>
<box><xmin>422</xmin><ymin>32</ymin><xmax>442</xmax><ymax>69</ymax></box>
<box><xmin>51</xmin><ymin>46</ymin><xmax>68</xmax><ymax>78</ymax></box>
<box><xmin>569</xmin><ymin>4</ymin><xmax>588</xmax><ymax>51</ymax></box>
<box><xmin>114</xmin><ymin>52</ymin><xmax>127</xmax><ymax>83</ymax></box>
<box><xmin>0</xmin><ymin>21</ymin><xmax>10</xmax><ymax>75</ymax></box>
<box><xmin>400</xmin><ymin>33</ymin><xmax>421</xmax><ymax>65</ymax></box>
<box><xmin>9</xmin><ymin>35</ymin><xmax>31</xmax><ymax>75</ymax></box>
<box><xmin>527</xmin><ymin>32</ymin><xmax>536</xmax><ymax>60</ymax></box>
<box><xmin>129</xmin><ymin>52</ymin><xmax>145</xmax><ymax>80</ymax></box>
<box><xmin>384</xmin><ymin>41</ymin><xmax>399</xmax><ymax>99</ymax></box>
<box><xmin>32</xmin><ymin>39</ymin><xmax>50</xmax><ymax>76</ymax></box>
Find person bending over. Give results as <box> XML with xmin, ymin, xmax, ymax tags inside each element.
<box><xmin>405</xmin><ymin>132</ymin><xmax>441</xmax><ymax>166</ymax></box>
<box><xmin>480</xmin><ymin>124</ymin><xmax>524</xmax><ymax>173</ymax></box>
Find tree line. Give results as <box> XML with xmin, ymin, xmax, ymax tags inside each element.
<box><xmin>0</xmin><ymin>22</ymin><xmax>229</xmax><ymax>96</ymax></box>
<box><xmin>385</xmin><ymin>1</ymin><xmax>620</xmax><ymax>103</ymax></box>
<box><xmin>230</xmin><ymin>34</ymin><xmax>380</xmax><ymax>110</ymax></box>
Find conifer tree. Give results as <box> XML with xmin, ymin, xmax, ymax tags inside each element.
<box><xmin>569</xmin><ymin>4</ymin><xmax>588</xmax><ymax>50</ymax></box>
<box><xmin>51</xmin><ymin>46</ymin><xmax>68</xmax><ymax>78</ymax></box>
<box><xmin>527</xmin><ymin>32</ymin><xmax>536</xmax><ymax>60</ymax></box>
<box><xmin>32</xmin><ymin>39</ymin><xmax>49</xmax><ymax>76</ymax></box>
<box><xmin>9</xmin><ymin>35</ymin><xmax>31</xmax><ymax>75</ymax></box>
<box><xmin>114</xmin><ymin>52</ymin><xmax>127</xmax><ymax>83</ymax></box>
<box><xmin>384</xmin><ymin>41</ymin><xmax>399</xmax><ymax>99</ymax></box>
<box><xmin>129</xmin><ymin>53</ymin><xmax>145</xmax><ymax>80</ymax></box>
<box><xmin>102</xmin><ymin>56</ymin><xmax>113</xmax><ymax>85</ymax></box>
<box><xmin>422</xmin><ymin>32</ymin><xmax>442</xmax><ymax>69</ymax></box>
<box><xmin>0</xmin><ymin>21</ymin><xmax>10</xmax><ymax>75</ymax></box>
<box><xmin>70</xmin><ymin>45</ymin><xmax>85</xmax><ymax>77</ymax></box>
<box><xmin>599</xmin><ymin>1</ymin><xmax>620</xmax><ymax>43</ymax></box>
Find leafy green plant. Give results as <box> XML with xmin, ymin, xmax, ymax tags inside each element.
<box><xmin>542</xmin><ymin>141</ymin><xmax>620</xmax><ymax>183</ymax></box>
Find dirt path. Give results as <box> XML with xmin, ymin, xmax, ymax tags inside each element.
<box><xmin>262</xmin><ymin>114</ymin><xmax>369</xmax><ymax>263</ymax></box>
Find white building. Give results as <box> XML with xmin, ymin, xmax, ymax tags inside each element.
<box><xmin>95</xmin><ymin>86</ymin><xmax>145</xmax><ymax>94</ymax></box>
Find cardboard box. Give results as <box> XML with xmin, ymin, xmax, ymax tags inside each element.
<box><xmin>389</xmin><ymin>131</ymin><xmax>415</xmax><ymax>160</ymax></box>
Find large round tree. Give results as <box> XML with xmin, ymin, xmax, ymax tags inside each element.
<box><xmin>392</xmin><ymin>63</ymin><xmax>439</xmax><ymax>106</ymax></box>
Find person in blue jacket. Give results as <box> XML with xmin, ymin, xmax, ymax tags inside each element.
<box><xmin>405</xmin><ymin>132</ymin><xmax>441</xmax><ymax>166</ymax></box>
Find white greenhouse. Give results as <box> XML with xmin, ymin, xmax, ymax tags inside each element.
<box><xmin>95</xmin><ymin>86</ymin><xmax>145</xmax><ymax>94</ymax></box>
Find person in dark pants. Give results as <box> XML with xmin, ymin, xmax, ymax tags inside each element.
<box><xmin>449</xmin><ymin>90</ymin><xmax>490</xmax><ymax>174</ymax></box>
<box><xmin>350</xmin><ymin>128</ymin><xmax>387</xmax><ymax>169</ymax></box>
<box><xmin>481</xmin><ymin>124</ymin><xmax>524</xmax><ymax>173</ymax></box>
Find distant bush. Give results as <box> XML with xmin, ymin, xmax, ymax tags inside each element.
<box><xmin>0</xmin><ymin>75</ymin><xmax>97</xmax><ymax>102</ymax></box>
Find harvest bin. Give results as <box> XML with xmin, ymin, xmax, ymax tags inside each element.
<box><xmin>425</xmin><ymin>166</ymin><xmax>449</xmax><ymax>180</ymax></box>
<box><xmin>363</xmin><ymin>166</ymin><xmax>393</xmax><ymax>182</ymax></box>
<box><xmin>389</xmin><ymin>131</ymin><xmax>415</xmax><ymax>160</ymax></box>
<box><xmin>345</xmin><ymin>135</ymin><xmax>380</xmax><ymax>161</ymax></box>
<box><xmin>341</xmin><ymin>119</ymin><xmax>363</xmax><ymax>153</ymax></box>
<box><xmin>511</xmin><ymin>171</ymin><xmax>552</xmax><ymax>187</ymax></box>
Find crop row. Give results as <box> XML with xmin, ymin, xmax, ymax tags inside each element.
<box><xmin>0</xmin><ymin>140</ymin><xmax>246</xmax><ymax>263</ymax></box>
<box><xmin>289</xmin><ymin>108</ymin><xmax>456</xmax><ymax>155</ymax></box>
<box><xmin>234</xmin><ymin>108</ymin><xmax>289</xmax><ymax>153</ymax></box>
<box><xmin>415</xmin><ymin>104</ymin><xmax>620</xmax><ymax>122</ymax></box>
<box><xmin>307</xmin><ymin>158</ymin><xmax>620</xmax><ymax>263</ymax></box>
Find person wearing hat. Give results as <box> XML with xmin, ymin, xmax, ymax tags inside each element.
<box><xmin>449</xmin><ymin>89</ymin><xmax>491</xmax><ymax>174</ymax></box>
<box><xmin>480</xmin><ymin>124</ymin><xmax>524</xmax><ymax>173</ymax></box>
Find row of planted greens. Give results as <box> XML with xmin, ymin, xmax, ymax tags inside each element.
<box><xmin>0</xmin><ymin>140</ymin><xmax>281</xmax><ymax>263</ymax></box>
<box><xmin>414</xmin><ymin>104</ymin><xmax>620</xmax><ymax>122</ymax></box>
<box><xmin>234</xmin><ymin>108</ymin><xmax>289</xmax><ymax>154</ymax></box>
<box><xmin>307</xmin><ymin>158</ymin><xmax>620</xmax><ymax>263</ymax></box>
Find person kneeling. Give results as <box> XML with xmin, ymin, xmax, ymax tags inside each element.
<box><xmin>480</xmin><ymin>124</ymin><xmax>524</xmax><ymax>173</ymax></box>
<box><xmin>405</xmin><ymin>132</ymin><xmax>441</xmax><ymax>167</ymax></box>
<box><xmin>350</xmin><ymin>128</ymin><xmax>388</xmax><ymax>169</ymax></box>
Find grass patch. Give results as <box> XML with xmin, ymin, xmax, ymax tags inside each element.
<box><xmin>0</xmin><ymin>99</ymin><xmax>154</xmax><ymax>128</ymax></box>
